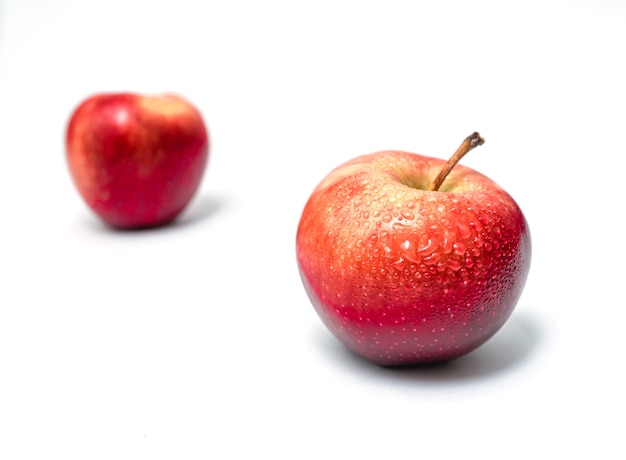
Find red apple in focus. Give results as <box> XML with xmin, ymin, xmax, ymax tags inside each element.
<box><xmin>66</xmin><ymin>93</ymin><xmax>209</xmax><ymax>229</ymax></box>
<box><xmin>296</xmin><ymin>133</ymin><xmax>531</xmax><ymax>366</ymax></box>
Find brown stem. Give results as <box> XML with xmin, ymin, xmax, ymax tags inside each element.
<box><xmin>428</xmin><ymin>132</ymin><xmax>485</xmax><ymax>192</ymax></box>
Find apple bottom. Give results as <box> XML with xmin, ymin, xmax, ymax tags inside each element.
<box><xmin>298</xmin><ymin>268</ymin><xmax>518</xmax><ymax>367</ymax></box>
<box><xmin>85</xmin><ymin>155</ymin><xmax>208</xmax><ymax>229</ymax></box>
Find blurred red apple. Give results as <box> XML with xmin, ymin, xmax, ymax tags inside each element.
<box><xmin>296</xmin><ymin>133</ymin><xmax>531</xmax><ymax>366</ymax></box>
<box><xmin>66</xmin><ymin>93</ymin><xmax>209</xmax><ymax>229</ymax></box>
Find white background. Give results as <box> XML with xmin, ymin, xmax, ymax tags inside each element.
<box><xmin>1</xmin><ymin>0</ymin><xmax>624</xmax><ymax>458</ymax></box>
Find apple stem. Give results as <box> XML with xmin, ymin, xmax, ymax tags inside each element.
<box><xmin>428</xmin><ymin>132</ymin><xmax>485</xmax><ymax>192</ymax></box>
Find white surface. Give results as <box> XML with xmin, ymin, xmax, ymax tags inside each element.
<box><xmin>1</xmin><ymin>0</ymin><xmax>625</xmax><ymax>458</ymax></box>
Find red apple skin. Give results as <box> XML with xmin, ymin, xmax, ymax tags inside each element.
<box><xmin>66</xmin><ymin>93</ymin><xmax>209</xmax><ymax>229</ymax></box>
<box><xmin>296</xmin><ymin>151</ymin><xmax>531</xmax><ymax>366</ymax></box>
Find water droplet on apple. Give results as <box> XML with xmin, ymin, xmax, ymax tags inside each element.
<box><xmin>470</xmin><ymin>220</ymin><xmax>483</xmax><ymax>232</ymax></box>
<box><xmin>483</xmin><ymin>254</ymin><xmax>493</xmax><ymax>270</ymax></box>
<box><xmin>401</xmin><ymin>210</ymin><xmax>415</xmax><ymax>221</ymax></box>
<box><xmin>429</xmin><ymin>223</ymin><xmax>443</xmax><ymax>235</ymax></box>
<box><xmin>423</xmin><ymin>253</ymin><xmax>441</xmax><ymax>265</ymax></box>
<box><xmin>441</xmin><ymin>231</ymin><xmax>453</xmax><ymax>253</ymax></box>
<box><xmin>456</xmin><ymin>222</ymin><xmax>472</xmax><ymax>239</ymax></box>
<box><xmin>447</xmin><ymin>259</ymin><xmax>462</xmax><ymax>271</ymax></box>
<box><xmin>417</xmin><ymin>238</ymin><xmax>436</xmax><ymax>254</ymax></box>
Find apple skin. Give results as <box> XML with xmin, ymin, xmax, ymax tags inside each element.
<box><xmin>66</xmin><ymin>93</ymin><xmax>209</xmax><ymax>229</ymax></box>
<box><xmin>296</xmin><ymin>150</ymin><xmax>531</xmax><ymax>366</ymax></box>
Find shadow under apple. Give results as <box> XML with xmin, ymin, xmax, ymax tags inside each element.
<box><xmin>173</xmin><ymin>193</ymin><xmax>228</xmax><ymax>228</ymax></box>
<box><xmin>316</xmin><ymin>308</ymin><xmax>543</xmax><ymax>384</ymax></box>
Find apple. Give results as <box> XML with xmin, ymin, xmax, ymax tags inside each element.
<box><xmin>66</xmin><ymin>92</ymin><xmax>209</xmax><ymax>229</ymax></box>
<box><xmin>296</xmin><ymin>133</ymin><xmax>531</xmax><ymax>366</ymax></box>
